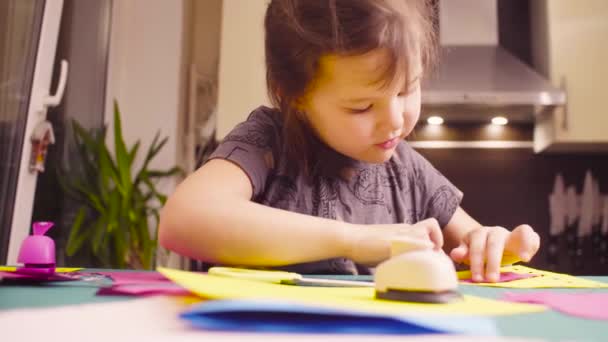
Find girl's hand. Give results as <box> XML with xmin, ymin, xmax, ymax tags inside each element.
<box><xmin>345</xmin><ymin>218</ymin><xmax>444</xmax><ymax>266</ymax></box>
<box><xmin>449</xmin><ymin>224</ymin><xmax>541</xmax><ymax>282</ymax></box>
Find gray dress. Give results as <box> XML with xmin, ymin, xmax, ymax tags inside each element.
<box><xmin>207</xmin><ymin>106</ymin><xmax>463</xmax><ymax>274</ymax></box>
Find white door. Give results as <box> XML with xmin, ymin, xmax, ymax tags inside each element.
<box><xmin>0</xmin><ymin>0</ymin><xmax>66</xmax><ymax>264</ymax></box>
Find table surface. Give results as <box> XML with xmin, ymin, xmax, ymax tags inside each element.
<box><xmin>1</xmin><ymin>270</ymin><xmax>607</xmax><ymax>341</ymax></box>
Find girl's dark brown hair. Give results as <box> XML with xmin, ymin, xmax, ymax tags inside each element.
<box><xmin>264</xmin><ymin>0</ymin><xmax>438</xmax><ymax>175</ymax></box>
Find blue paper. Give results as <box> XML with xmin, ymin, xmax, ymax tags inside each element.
<box><xmin>180</xmin><ymin>299</ymin><xmax>497</xmax><ymax>335</ymax></box>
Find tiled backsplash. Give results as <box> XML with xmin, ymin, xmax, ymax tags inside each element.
<box><xmin>418</xmin><ymin>147</ymin><xmax>608</xmax><ymax>275</ymax></box>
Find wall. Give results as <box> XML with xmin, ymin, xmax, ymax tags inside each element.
<box><xmin>184</xmin><ymin>0</ymin><xmax>222</xmax><ymax>170</ymax></box>
<box><xmin>439</xmin><ymin>0</ymin><xmax>497</xmax><ymax>45</ymax></box>
<box><xmin>104</xmin><ymin>0</ymin><xmax>187</xmax><ymax>268</ymax></box>
<box><xmin>191</xmin><ymin>0</ymin><xmax>222</xmax><ymax>79</ymax></box>
<box><xmin>216</xmin><ymin>0</ymin><xmax>269</xmax><ymax>139</ymax></box>
<box><xmin>104</xmin><ymin>0</ymin><xmax>186</xmax><ymax>195</ymax></box>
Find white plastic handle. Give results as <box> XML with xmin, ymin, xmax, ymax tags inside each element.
<box><xmin>43</xmin><ymin>59</ymin><xmax>69</xmax><ymax>108</ymax></box>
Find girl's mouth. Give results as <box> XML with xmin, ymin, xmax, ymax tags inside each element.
<box><xmin>375</xmin><ymin>137</ymin><xmax>399</xmax><ymax>150</ymax></box>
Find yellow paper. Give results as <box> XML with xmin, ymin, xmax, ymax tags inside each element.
<box><xmin>457</xmin><ymin>265</ymin><xmax>608</xmax><ymax>288</ymax></box>
<box><xmin>158</xmin><ymin>267</ymin><xmax>545</xmax><ymax>316</ymax></box>
<box><xmin>0</xmin><ymin>266</ymin><xmax>82</xmax><ymax>272</ymax></box>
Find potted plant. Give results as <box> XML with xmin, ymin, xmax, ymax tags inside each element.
<box><xmin>58</xmin><ymin>101</ymin><xmax>182</xmax><ymax>269</ymax></box>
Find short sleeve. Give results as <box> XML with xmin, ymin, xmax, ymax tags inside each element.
<box><xmin>206</xmin><ymin>107</ymin><xmax>280</xmax><ymax>199</ymax></box>
<box><xmin>397</xmin><ymin>143</ymin><xmax>463</xmax><ymax>228</ymax></box>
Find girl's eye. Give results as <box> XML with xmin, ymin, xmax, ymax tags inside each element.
<box><xmin>347</xmin><ymin>104</ymin><xmax>373</xmax><ymax>114</ymax></box>
<box><xmin>399</xmin><ymin>78</ymin><xmax>420</xmax><ymax>96</ymax></box>
<box><xmin>397</xmin><ymin>86</ymin><xmax>411</xmax><ymax>97</ymax></box>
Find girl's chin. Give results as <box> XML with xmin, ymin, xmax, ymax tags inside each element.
<box><xmin>357</xmin><ymin>149</ymin><xmax>397</xmax><ymax>164</ymax></box>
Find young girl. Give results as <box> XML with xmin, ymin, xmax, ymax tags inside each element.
<box><xmin>159</xmin><ymin>0</ymin><xmax>540</xmax><ymax>282</ymax></box>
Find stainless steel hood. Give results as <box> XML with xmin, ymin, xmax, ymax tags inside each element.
<box><xmin>421</xmin><ymin>0</ymin><xmax>566</xmax><ymax>123</ymax></box>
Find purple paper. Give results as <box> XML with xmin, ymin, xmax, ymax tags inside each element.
<box><xmin>461</xmin><ymin>271</ymin><xmax>538</xmax><ymax>283</ymax></box>
<box><xmin>501</xmin><ymin>291</ymin><xmax>608</xmax><ymax>320</ymax></box>
<box><xmin>96</xmin><ymin>283</ymin><xmax>191</xmax><ymax>296</ymax></box>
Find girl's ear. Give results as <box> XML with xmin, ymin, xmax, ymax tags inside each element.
<box><xmin>290</xmin><ymin>93</ymin><xmax>309</xmax><ymax>115</ymax></box>
<box><xmin>289</xmin><ymin>97</ymin><xmax>311</xmax><ymax>124</ymax></box>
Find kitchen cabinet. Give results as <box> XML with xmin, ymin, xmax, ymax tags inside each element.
<box><xmin>532</xmin><ymin>0</ymin><xmax>608</xmax><ymax>152</ymax></box>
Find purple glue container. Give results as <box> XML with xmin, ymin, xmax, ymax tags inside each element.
<box><xmin>17</xmin><ymin>221</ymin><xmax>56</xmax><ymax>275</ymax></box>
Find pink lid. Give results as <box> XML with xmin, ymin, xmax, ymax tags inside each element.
<box><xmin>17</xmin><ymin>222</ymin><xmax>56</xmax><ymax>265</ymax></box>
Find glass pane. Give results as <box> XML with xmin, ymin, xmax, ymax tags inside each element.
<box><xmin>0</xmin><ymin>0</ymin><xmax>45</xmax><ymax>262</ymax></box>
<box><xmin>31</xmin><ymin>0</ymin><xmax>112</xmax><ymax>267</ymax></box>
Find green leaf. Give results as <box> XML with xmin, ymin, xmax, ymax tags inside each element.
<box><xmin>73</xmin><ymin>182</ymin><xmax>105</xmax><ymax>214</ymax></box>
<box><xmin>72</xmin><ymin>120</ymin><xmax>97</xmax><ymax>154</ymax></box>
<box><xmin>72</xmin><ymin>120</ymin><xmax>101</xmax><ymax>186</ymax></box>
<box><xmin>62</xmin><ymin>100</ymin><xmax>179</xmax><ymax>269</ymax></box>
<box><xmin>100</xmin><ymin>142</ymin><xmax>125</xmax><ymax>196</ymax></box>
<box><xmin>91</xmin><ymin>219</ymin><xmax>107</xmax><ymax>256</ymax></box>
<box><xmin>129</xmin><ymin>140</ymin><xmax>141</xmax><ymax>165</ymax></box>
<box><xmin>55</xmin><ymin>164</ymin><xmax>84</xmax><ymax>201</ymax></box>
<box><xmin>109</xmin><ymin>223</ymin><xmax>128</xmax><ymax>269</ymax></box>
<box><xmin>96</xmin><ymin>128</ymin><xmax>118</xmax><ymax>201</ymax></box>
<box><xmin>148</xmin><ymin>135</ymin><xmax>168</xmax><ymax>163</ymax></box>
<box><xmin>146</xmin><ymin>166</ymin><xmax>184</xmax><ymax>178</ymax></box>
<box><xmin>134</xmin><ymin>132</ymin><xmax>167</xmax><ymax>186</ymax></box>
<box><xmin>150</xmin><ymin>208</ymin><xmax>161</xmax><ymax>244</ymax></box>
<box><xmin>138</xmin><ymin>218</ymin><xmax>152</xmax><ymax>269</ymax></box>
<box><xmin>65</xmin><ymin>207</ymin><xmax>89</xmax><ymax>256</ymax></box>
<box><xmin>142</xmin><ymin>176</ymin><xmax>168</xmax><ymax>205</ymax></box>
<box><xmin>113</xmin><ymin>101</ymin><xmax>133</xmax><ymax>203</ymax></box>
<box><xmin>106</xmin><ymin>190</ymin><xmax>120</xmax><ymax>233</ymax></box>
<box><xmin>128</xmin><ymin>222</ymin><xmax>140</xmax><ymax>251</ymax></box>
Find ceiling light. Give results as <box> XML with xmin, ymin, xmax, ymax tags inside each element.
<box><xmin>491</xmin><ymin>116</ymin><xmax>508</xmax><ymax>125</ymax></box>
<box><xmin>427</xmin><ymin>116</ymin><xmax>444</xmax><ymax>125</ymax></box>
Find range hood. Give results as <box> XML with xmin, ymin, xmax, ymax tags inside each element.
<box><xmin>421</xmin><ymin>0</ymin><xmax>566</xmax><ymax>123</ymax></box>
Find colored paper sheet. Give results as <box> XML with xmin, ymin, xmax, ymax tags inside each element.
<box><xmin>457</xmin><ymin>265</ymin><xmax>608</xmax><ymax>288</ymax></box>
<box><xmin>94</xmin><ymin>271</ymin><xmax>171</xmax><ymax>285</ymax></box>
<box><xmin>0</xmin><ymin>266</ymin><xmax>81</xmax><ymax>272</ymax></box>
<box><xmin>158</xmin><ymin>267</ymin><xmax>545</xmax><ymax>316</ymax></box>
<box><xmin>460</xmin><ymin>272</ymin><xmax>537</xmax><ymax>283</ymax></box>
<box><xmin>181</xmin><ymin>299</ymin><xmax>497</xmax><ymax>335</ymax></box>
<box><xmin>0</xmin><ymin>271</ymin><xmax>81</xmax><ymax>282</ymax></box>
<box><xmin>96</xmin><ymin>283</ymin><xmax>191</xmax><ymax>296</ymax></box>
<box><xmin>0</xmin><ymin>296</ymin><xmax>527</xmax><ymax>341</ymax></box>
<box><xmin>501</xmin><ymin>292</ymin><xmax>608</xmax><ymax>320</ymax></box>
<box><xmin>0</xmin><ymin>297</ymin><xmax>193</xmax><ymax>339</ymax></box>
<box><xmin>93</xmin><ymin>271</ymin><xmax>196</xmax><ymax>296</ymax></box>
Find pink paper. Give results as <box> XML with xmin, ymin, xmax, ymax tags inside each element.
<box><xmin>461</xmin><ymin>271</ymin><xmax>538</xmax><ymax>283</ymax></box>
<box><xmin>94</xmin><ymin>271</ymin><xmax>171</xmax><ymax>285</ymax></box>
<box><xmin>96</xmin><ymin>283</ymin><xmax>191</xmax><ymax>296</ymax></box>
<box><xmin>93</xmin><ymin>271</ymin><xmax>192</xmax><ymax>297</ymax></box>
<box><xmin>501</xmin><ymin>291</ymin><xmax>608</xmax><ymax>320</ymax></box>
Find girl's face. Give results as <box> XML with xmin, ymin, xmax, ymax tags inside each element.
<box><xmin>302</xmin><ymin>49</ymin><xmax>422</xmax><ymax>164</ymax></box>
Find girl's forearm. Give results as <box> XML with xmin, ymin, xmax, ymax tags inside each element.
<box><xmin>159</xmin><ymin>196</ymin><xmax>351</xmax><ymax>266</ymax></box>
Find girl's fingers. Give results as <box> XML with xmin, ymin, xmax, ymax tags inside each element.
<box><xmin>467</xmin><ymin>228</ymin><xmax>488</xmax><ymax>282</ymax></box>
<box><xmin>412</xmin><ymin>218</ymin><xmax>443</xmax><ymax>250</ymax></box>
<box><xmin>484</xmin><ymin>227</ymin><xmax>509</xmax><ymax>282</ymax></box>
<box><xmin>506</xmin><ymin>224</ymin><xmax>541</xmax><ymax>262</ymax></box>
<box><xmin>425</xmin><ymin>219</ymin><xmax>444</xmax><ymax>250</ymax></box>
<box><xmin>449</xmin><ymin>243</ymin><xmax>469</xmax><ymax>263</ymax></box>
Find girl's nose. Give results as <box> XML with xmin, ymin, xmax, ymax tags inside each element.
<box><xmin>378</xmin><ymin>98</ymin><xmax>404</xmax><ymax>132</ymax></box>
